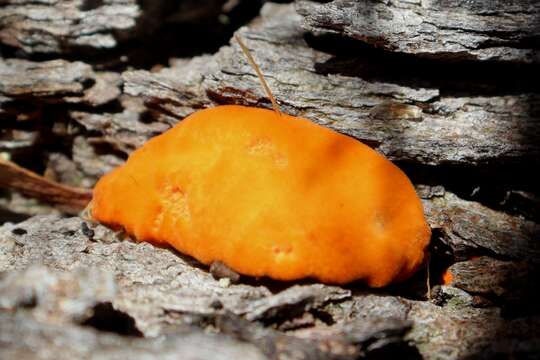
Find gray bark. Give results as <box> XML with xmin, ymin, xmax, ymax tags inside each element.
<box><xmin>1</xmin><ymin>1</ymin><xmax>539</xmax><ymax>359</ymax></box>
<box><xmin>123</xmin><ymin>4</ymin><xmax>540</xmax><ymax>165</ymax></box>
<box><xmin>296</xmin><ymin>0</ymin><xmax>540</xmax><ymax>63</ymax></box>
<box><xmin>0</xmin><ymin>312</ymin><xmax>268</xmax><ymax>360</ymax></box>
<box><xmin>1</xmin><ymin>214</ymin><xmax>539</xmax><ymax>359</ymax></box>
<box><xmin>0</xmin><ymin>58</ymin><xmax>120</xmax><ymax>119</ymax></box>
<box><xmin>0</xmin><ymin>0</ymin><xmax>225</xmax><ymax>54</ymax></box>
<box><xmin>445</xmin><ymin>256</ymin><xmax>537</xmax><ymax>311</ymax></box>
<box><xmin>423</xmin><ymin>190</ymin><xmax>540</xmax><ymax>261</ymax></box>
<box><xmin>0</xmin><ymin>216</ymin><xmax>411</xmax><ymax>359</ymax></box>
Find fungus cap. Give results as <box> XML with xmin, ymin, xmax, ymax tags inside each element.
<box><xmin>92</xmin><ymin>105</ymin><xmax>431</xmax><ymax>286</ymax></box>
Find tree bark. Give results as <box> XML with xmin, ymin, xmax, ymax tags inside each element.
<box><xmin>1</xmin><ymin>1</ymin><xmax>539</xmax><ymax>359</ymax></box>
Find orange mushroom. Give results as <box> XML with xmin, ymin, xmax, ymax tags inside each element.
<box><xmin>90</xmin><ymin>37</ymin><xmax>431</xmax><ymax>287</ymax></box>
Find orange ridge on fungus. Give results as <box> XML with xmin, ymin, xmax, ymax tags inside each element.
<box><xmin>91</xmin><ymin>105</ymin><xmax>431</xmax><ymax>286</ymax></box>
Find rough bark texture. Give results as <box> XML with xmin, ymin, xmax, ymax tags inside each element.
<box><xmin>122</xmin><ymin>4</ymin><xmax>540</xmax><ymax>166</ymax></box>
<box><xmin>0</xmin><ymin>58</ymin><xmax>120</xmax><ymax>108</ymax></box>
<box><xmin>1</xmin><ymin>215</ymin><xmax>539</xmax><ymax>359</ymax></box>
<box><xmin>423</xmin><ymin>191</ymin><xmax>540</xmax><ymax>262</ymax></box>
<box><xmin>0</xmin><ymin>313</ymin><xmax>269</xmax><ymax>360</ymax></box>
<box><xmin>1</xmin><ymin>1</ymin><xmax>539</xmax><ymax>359</ymax></box>
<box><xmin>0</xmin><ymin>216</ymin><xmax>412</xmax><ymax>359</ymax></box>
<box><xmin>0</xmin><ymin>0</ymin><xmax>225</xmax><ymax>55</ymax></box>
<box><xmin>296</xmin><ymin>0</ymin><xmax>540</xmax><ymax>63</ymax></box>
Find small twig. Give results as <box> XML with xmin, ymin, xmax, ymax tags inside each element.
<box><xmin>235</xmin><ymin>35</ymin><xmax>281</xmax><ymax>116</ymax></box>
<box><xmin>0</xmin><ymin>158</ymin><xmax>92</xmax><ymax>214</ymax></box>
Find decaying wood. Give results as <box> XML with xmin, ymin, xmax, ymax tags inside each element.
<box><xmin>407</xmin><ymin>294</ymin><xmax>540</xmax><ymax>359</ymax></box>
<box><xmin>445</xmin><ymin>256</ymin><xmax>538</xmax><ymax>312</ymax></box>
<box><xmin>0</xmin><ymin>158</ymin><xmax>91</xmax><ymax>213</ymax></box>
<box><xmin>0</xmin><ymin>217</ymin><xmax>411</xmax><ymax>359</ymax></box>
<box><xmin>0</xmin><ymin>0</ymin><xmax>225</xmax><ymax>55</ymax></box>
<box><xmin>296</xmin><ymin>0</ymin><xmax>540</xmax><ymax>63</ymax></box>
<box><xmin>0</xmin><ymin>0</ymin><xmax>139</xmax><ymax>54</ymax></box>
<box><xmin>326</xmin><ymin>290</ymin><xmax>540</xmax><ymax>359</ymax></box>
<box><xmin>0</xmin><ymin>59</ymin><xmax>93</xmax><ymax>98</ymax></box>
<box><xmin>0</xmin><ymin>192</ymin><xmax>62</xmax><ymax>225</ymax></box>
<box><xmin>123</xmin><ymin>4</ymin><xmax>540</xmax><ymax>165</ymax></box>
<box><xmin>423</xmin><ymin>190</ymin><xmax>540</xmax><ymax>262</ymax></box>
<box><xmin>0</xmin><ymin>58</ymin><xmax>120</xmax><ymax>122</ymax></box>
<box><xmin>0</xmin><ymin>57</ymin><xmax>124</xmax><ymax>198</ymax></box>
<box><xmin>1</xmin><ymin>1</ymin><xmax>539</xmax><ymax>359</ymax></box>
<box><xmin>0</xmin><ymin>312</ymin><xmax>268</xmax><ymax>360</ymax></box>
<box><xmin>70</xmin><ymin>109</ymin><xmax>170</xmax><ymax>155</ymax></box>
<box><xmin>1</xmin><ymin>215</ymin><xmax>539</xmax><ymax>359</ymax></box>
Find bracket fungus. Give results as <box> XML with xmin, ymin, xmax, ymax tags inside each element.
<box><xmin>90</xmin><ymin>37</ymin><xmax>431</xmax><ymax>287</ymax></box>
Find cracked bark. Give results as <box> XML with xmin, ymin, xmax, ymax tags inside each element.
<box><xmin>0</xmin><ymin>0</ymin><xmax>225</xmax><ymax>55</ymax></box>
<box><xmin>123</xmin><ymin>4</ymin><xmax>540</xmax><ymax>166</ymax></box>
<box><xmin>1</xmin><ymin>1</ymin><xmax>539</xmax><ymax>359</ymax></box>
<box><xmin>0</xmin><ymin>217</ymin><xmax>414</xmax><ymax>359</ymax></box>
<box><xmin>0</xmin><ymin>58</ymin><xmax>121</xmax><ymax>121</ymax></box>
<box><xmin>1</xmin><ymin>214</ymin><xmax>539</xmax><ymax>359</ymax></box>
<box><xmin>296</xmin><ymin>0</ymin><xmax>540</xmax><ymax>63</ymax></box>
<box><xmin>423</xmin><ymin>191</ymin><xmax>540</xmax><ymax>262</ymax></box>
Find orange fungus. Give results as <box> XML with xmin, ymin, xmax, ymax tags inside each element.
<box><xmin>91</xmin><ymin>105</ymin><xmax>431</xmax><ymax>286</ymax></box>
<box><xmin>442</xmin><ymin>270</ymin><xmax>454</xmax><ymax>285</ymax></box>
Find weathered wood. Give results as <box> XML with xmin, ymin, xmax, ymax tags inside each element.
<box><xmin>0</xmin><ymin>192</ymin><xmax>62</xmax><ymax>224</ymax></box>
<box><xmin>1</xmin><ymin>2</ymin><xmax>539</xmax><ymax>358</ymax></box>
<box><xmin>0</xmin><ymin>58</ymin><xmax>120</xmax><ymax>110</ymax></box>
<box><xmin>323</xmin><ymin>291</ymin><xmax>540</xmax><ymax>359</ymax></box>
<box><xmin>407</xmin><ymin>297</ymin><xmax>540</xmax><ymax>359</ymax></box>
<box><xmin>0</xmin><ymin>0</ymin><xmax>225</xmax><ymax>55</ymax></box>
<box><xmin>296</xmin><ymin>0</ymin><xmax>540</xmax><ymax>63</ymax></box>
<box><xmin>0</xmin><ymin>312</ymin><xmax>268</xmax><ymax>360</ymax></box>
<box><xmin>0</xmin><ymin>0</ymin><xmax>138</xmax><ymax>54</ymax></box>
<box><xmin>123</xmin><ymin>3</ymin><xmax>540</xmax><ymax>165</ymax></box>
<box><xmin>0</xmin><ymin>219</ymin><xmax>413</xmax><ymax>359</ymax></box>
<box><xmin>70</xmin><ymin>110</ymin><xmax>170</xmax><ymax>154</ymax></box>
<box><xmin>423</xmin><ymin>191</ymin><xmax>540</xmax><ymax>262</ymax></box>
<box><xmin>2</xmin><ymin>215</ymin><xmax>539</xmax><ymax>359</ymax></box>
<box><xmin>0</xmin><ymin>215</ymin><xmax>347</xmax><ymax>336</ymax></box>
<box><xmin>444</xmin><ymin>256</ymin><xmax>538</xmax><ymax>313</ymax></box>
<box><xmin>0</xmin><ymin>58</ymin><xmax>123</xmax><ymax>200</ymax></box>
<box><xmin>243</xmin><ymin>284</ymin><xmax>350</xmax><ymax>322</ymax></box>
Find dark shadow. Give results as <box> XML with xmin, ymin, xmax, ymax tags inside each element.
<box><xmin>398</xmin><ymin>161</ymin><xmax>540</xmax><ymax>223</ymax></box>
<box><xmin>89</xmin><ymin>141</ymin><xmax>128</xmax><ymax>161</ymax></box>
<box><xmin>79</xmin><ymin>0</ymin><xmax>104</xmax><ymax>11</ymax></box>
<box><xmin>367</xmin><ymin>342</ymin><xmax>423</xmax><ymax>360</ymax></box>
<box><xmin>0</xmin><ymin>199</ymin><xmax>33</xmax><ymax>225</ymax></box>
<box><xmin>0</xmin><ymin>1</ymin><xmax>270</xmax><ymax>70</ymax></box>
<box><xmin>82</xmin><ymin>301</ymin><xmax>143</xmax><ymax>337</ymax></box>
<box><xmin>499</xmin><ymin>261</ymin><xmax>540</xmax><ymax>318</ymax></box>
<box><xmin>306</xmin><ymin>33</ymin><xmax>540</xmax><ymax>97</ymax></box>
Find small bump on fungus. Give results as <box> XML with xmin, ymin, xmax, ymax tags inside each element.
<box><xmin>90</xmin><ymin>36</ymin><xmax>431</xmax><ymax>287</ymax></box>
